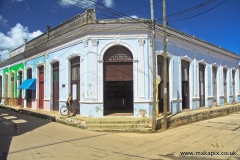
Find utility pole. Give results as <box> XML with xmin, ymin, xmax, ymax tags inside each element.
<box><xmin>162</xmin><ymin>0</ymin><xmax>168</xmax><ymax>130</ymax></box>
<box><xmin>150</xmin><ymin>0</ymin><xmax>156</xmax><ymax>132</ymax></box>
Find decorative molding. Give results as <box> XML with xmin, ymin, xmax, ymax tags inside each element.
<box><xmin>138</xmin><ymin>38</ymin><xmax>145</xmax><ymax>46</ymax></box>
<box><xmin>232</xmin><ymin>67</ymin><xmax>236</xmax><ymax>71</ymax></box>
<box><xmin>207</xmin><ymin>96</ymin><xmax>214</xmax><ymax>100</ymax></box>
<box><xmin>83</xmin><ymin>40</ymin><xmax>88</xmax><ymax>48</ymax></box>
<box><xmin>198</xmin><ymin>59</ymin><xmax>207</xmax><ymax>65</ymax></box>
<box><xmin>223</xmin><ymin>65</ymin><xmax>228</xmax><ymax>69</ymax></box>
<box><xmin>172</xmin><ymin>99</ymin><xmax>182</xmax><ymax>103</ymax></box>
<box><xmin>49</xmin><ymin>58</ymin><xmax>60</xmax><ymax>64</ymax></box>
<box><xmin>91</xmin><ymin>39</ymin><xmax>98</xmax><ymax>46</ymax></box>
<box><xmin>155</xmin><ymin>51</ymin><xmax>172</xmax><ymax>58</ymax></box>
<box><xmin>192</xmin><ymin>97</ymin><xmax>200</xmax><ymax>100</ymax></box>
<box><xmin>36</xmin><ymin>61</ymin><xmax>44</xmax><ymax>68</ymax></box>
<box><xmin>180</xmin><ymin>55</ymin><xmax>192</xmax><ymax>62</ymax></box>
<box><xmin>212</xmin><ymin>62</ymin><xmax>219</xmax><ymax>68</ymax></box>
<box><xmin>66</xmin><ymin>52</ymin><xmax>82</xmax><ymax>60</ymax></box>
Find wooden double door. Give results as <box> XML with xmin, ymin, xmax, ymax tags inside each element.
<box><xmin>103</xmin><ymin>46</ymin><xmax>133</xmax><ymax>114</ymax></box>
<box><xmin>53</xmin><ymin>63</ymin><xmax>59</xmax><ymax>111</ymax></box>
<box><xmin>39</xmin><ymin>66</ymin><xmax>44</xmax><ymax>109</ymax></box>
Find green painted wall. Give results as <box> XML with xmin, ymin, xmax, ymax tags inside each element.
<box><xmin>4</xmin><ymin>63</ymin><xmax>24</xmax><ymax>98</ymax></box>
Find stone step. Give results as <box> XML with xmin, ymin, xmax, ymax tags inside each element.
<box><xmin>87</xmin><ymin>123</ymin><xmax>151</xmax><ymax>129</ymax></box>
<box><xmin>86</xmin><ymin>119</ymin><xmax>152</xmax><ymax>124</ymax></box>
<box><xmin>89</xmin><ymin>128</ymin><xmax>153</xmax><ymax>133</ymax></box>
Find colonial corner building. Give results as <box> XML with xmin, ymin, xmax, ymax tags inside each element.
<box><xmin>0</xmin><ymin>9</ymin><xmax>239</xmax><ymax>118</ymax></box>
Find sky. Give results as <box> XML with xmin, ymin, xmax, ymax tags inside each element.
<box><xmin>0</xmin><ymin>0</ymin><xmax>239</xmax><ymax>61</ymax></box>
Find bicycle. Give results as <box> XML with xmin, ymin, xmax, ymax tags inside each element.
<box><xmin>60</xmin><ymin>104</ymin><xmax>73</xmax><ymax>116</ymax></box>
<box><xmin>60</xmin><ymin>101</ymin><xmax>79</xmax><ymax>116</ymax></box>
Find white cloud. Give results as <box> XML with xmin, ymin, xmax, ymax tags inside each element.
<box><xmin>119</xmin><ymin>15</ymin><xmax>139</xmax><ymax>20</ymax></box>
<box><xmin>130</xmin><ymin>15</ymin><xmax>139</xmax><ymax>19</ymax></box>
<box><xmin>58</xmin><ymin>0</ymin><xmax>96</xmax><ymax>9</ymax></box>
<box><xmin>0</xmin><ymin>15</ymin><xmax>8</xmax><ymax>27</ymax></box>
<box><xmin>102</xmin><ymin>0</ymin><xmax>114</xmax><ymax>8</ymax></box>
<box><xmin>0</xmin><ymin>23</ymin><xmax>42</xmax><ymax>59</ymax></box>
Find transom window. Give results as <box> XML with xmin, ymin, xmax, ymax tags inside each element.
<box><xmin>104</xmin><ymin>46</ymin><xmax>133</xmax><ymax>61</ymax></box>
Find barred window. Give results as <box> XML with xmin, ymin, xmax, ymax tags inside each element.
<box><xmin>104</xmin><ymin>46</ymin><xmax>133</xmax><ymax>61</ymax></box>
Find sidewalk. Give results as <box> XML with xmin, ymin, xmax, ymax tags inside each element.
<box><xmin>1</xmin><ymin>103</ymin><xmax>240</xmax><ymax>133</ymax></box>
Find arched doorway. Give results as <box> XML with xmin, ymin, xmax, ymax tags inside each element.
<box><xmin>181</xmin><ymin>60</ymin><xmax>189</xmax><ymax>109</ymax></box>
<box><xmin>52</xmin><ymin>62</ymin><xmax>59</xmax><ymax>111</ymax></box>
<box><xmin>18</xmin><ymin>71</ymin><xmax>23</xmax><ymax>106</ymax></box>
<box><xmin>10</xmin><ymin>72</ymin><xmax>14</xmax><ymax>106</ymax></box>
<box><xmin>232</xmin><ymin>70</ymin><xmax>235</xmax><ymax>102</ymax></box>
<box><xmin>212</xmin><ymin>66</ymin><xmax>218</xmax><ymax>103</ymax></box>
<box><xmin>70</xmin><ymin>56</ymin><xmax>80</xmax><ymax>114</ymax></box>
<box><xmin>103</xmin><ymin>46</ymin><xmax>133</xmax><ymax>115</ymax></box>
<box><xmin>157</xmin><ymin>55</ymin><xmax>170</xmax><ymax>113</ymax></box>
<box><xmin>199</xmin><ymin>63</ymin><xmax>205</xmax><ymax>107</ymax></box>
<box><xmin>38</xmin><ymin>66</ymin><xmax>44</xmax><ymax>109</ymax></box>
<box><xmin>4</xmin><ymin>74</ymin><xmax>9</xmax><ymax>105</ymax></box>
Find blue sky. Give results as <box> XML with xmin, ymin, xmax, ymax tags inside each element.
<box><xmin>0</xmin><ymin>0</ymin><xmax>239</xmax><ymax>60</ymax></box>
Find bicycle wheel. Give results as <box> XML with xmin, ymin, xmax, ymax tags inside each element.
<box><xmin>60</xmin><ymin>106</ymin><xmax>68</xmax><ymax>116</ymax></box>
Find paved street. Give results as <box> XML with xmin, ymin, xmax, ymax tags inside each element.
<box><xmin>0</xmin><ymin>108</ymin><xmax>240</xmax><ymax>160</ymax></box>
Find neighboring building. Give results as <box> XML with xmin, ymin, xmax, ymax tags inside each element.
<box><xmin>0</xmin><ymin>9</ymin><xmax>239</xmax><ymax>118</ymax></box>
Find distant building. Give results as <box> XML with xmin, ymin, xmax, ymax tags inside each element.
<box><xmin>0</xmin><ymin>9</ymin><xmax>239</xmax><ymax>118</ymax></box>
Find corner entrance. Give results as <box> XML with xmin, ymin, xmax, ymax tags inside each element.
<box><xmin>181</xmin><ymin>60</ymin><xmax>189</xmax><ymax>109</ymax></box>
<box><xmin>103</xmin><ymin>46</ymin><xmax>133</xmax><ymax>116</ymax></box>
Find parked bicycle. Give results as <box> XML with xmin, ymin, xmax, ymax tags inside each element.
<box><xmin>60</xmin><ymin>100</ymin><xmax>79</xmax><ymax>116</ymax></box>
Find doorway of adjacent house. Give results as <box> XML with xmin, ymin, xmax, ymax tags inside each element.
<box><xmin>70</xmin><ymin>56</ymin><xmax>80</xmax><ymax>114</ymax></box>
<box><xmin>18</xmin><ymin>71</ymin><xmax>22</xmax><ymax>105</ymax></box>
<box><xmin>232</xmin><ymin>70</ymin><xmax>235</xmax><ymax>102</ymax></box>
<box><xmin>157</xmin><ymin>55</ymin><xmax>170</xmax><ymax>113</ymax></box>
<box><xmin>103</xmin><ymin>46</ymin><xmax>133</xmax><ymax>116</ymax></box>
<box><xmin>10</xmin><ymin>72</ymin><xmax>14</xmax><ymax>106</ymax></box>
<box><xmin>4</xmin><ymin>74</ymin><xmax>9</xmax><ymax>105</ymax></box>
<box><xmin>223</xmin><ymin>68</ymin><xmax>227</xmax><ymax>104</ymax></box>
<box><xmin>52</xmin><ymin>62</ymin><xmax>59</xmax><ymax>111</ymax></box>
<box><xmin>199</xmin><ymin>63</ymin><xmax>205</xmax><ymax>107</ymax></box>
<box><xmin>26</xmin><ymin>68</ymin><xmax>32</xmax><ymax>108</ymax></box>
<box><xmin>39</xmin><ymin>66</ymin><xmax>44</xmax><ymax>109</ymax></box>
<box><xmin>212</xmin><ymin>66</ymin><xmax>217</xmax><ymax>103</ymax></box>
<box><xmin>181</xmin><ymin>60</ymin><xmax>189</xmax><ymax>109</ymax></box>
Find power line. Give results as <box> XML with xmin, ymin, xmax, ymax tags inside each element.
<box><xmin>156</xmin><ymin>0</ymin><xmax>215</xmax><ymax>20</ymax></box>
<box><xmin>166</xmin><ymin>0</ymin><xmax>227</xmax><ymax>21</ymax></box>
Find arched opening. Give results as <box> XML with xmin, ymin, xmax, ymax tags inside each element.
<box><xmin>52</xmin><ymin>62</ymin><xmax>59</xmax><ymax>111</ymax></box>
<box><xmin>18</xmin><ymin>71</ymin><xmax>23</xmax><ymax>106</ymax></box>
<box><xmin>199</xmin><ymin>63</ymin><xmax>205</xmax><ymax>107</ymax></box>
<box><xmin>70</xmin><ymin>56</ymin><xmax>80</xmax><ymax>114</ymax></box>
<box><xmin>232</xmin><ymin>70</ymin><xmax>235</xmax><ymax>102</ymax></box>
<box><xmin>223</xmin><ymin>68</ymin><xmax>227</xmax><ymax>104</ymax></box>
<box><xmin>38</xmin><ymin>66</ymin><xmax>44</xmax><ymax>109</ymax></box>
<box><xmin>181</xmin><ymin>60</ymin><xmax>189</xmax><ymax>109</ymax></box>
<box><xmin>4</xmin><ymin>74</ymin><xmax>9</xmax><ymax>105</ymax></box>
<box><xmin>212</xmin><ymin>66</ymin><xmax>218</xmax><ymax>103</ymax></box>
<box><xmin>103</xmin><ymin>46</ymin><xmax>133</xmax><ymax>116</ymax></box>
<box><xmin>10</xmin><ymin>72</ymin><xmax>14</xmax><ymax>106</ymax></box>
<box><xmin>157</xmin><ymin>55</ymin><xmax>170</xmax><ymax>113</ymax></box>
<box><xmin>26</xmin><ymin>68</ymin><xmax>33</xmax><ymax>108</ymax></box>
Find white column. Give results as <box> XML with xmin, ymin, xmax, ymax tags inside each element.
<box><xmin>91</xmin><ymin>39</ymin><xmax>98</xmax><ymax>101</ymax></box>
<box><xmin>83</xmin><ymin>40</ymin><xmax>88</xmax><ymax>101</ymax></box>
<box><xmin>98</xmin><ymin>60</ymin><xmax>103</xmax><ymax>102</ymax></box>
<box><xmin>149</xmin><ymin>39</ymin><xmax>153</xmax><ymax>101</ymax></box>
<box><xmin>138</xmin><ymin>38</ymin><xmax>145</xmax><ymax>100</ymax></box>
<box><xmin>193</xmin><ymin>52</ymin><xmax>197</xmax><ymax>97</ymax></box>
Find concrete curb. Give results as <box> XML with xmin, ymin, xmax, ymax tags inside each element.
<box><xmin>1</xmin><ymin>104</ymin><xmax>240</xmax><ymax>133</ymax></box>
<box><xmin>156</xmin><ymin>105</ymin><xmax>240</xmax><ymax>129</ymax></box>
